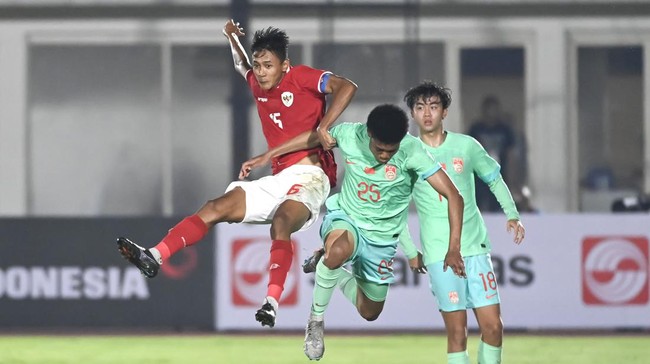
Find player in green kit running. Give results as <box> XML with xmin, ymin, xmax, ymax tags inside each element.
<box><xmin>239</xmin><ymin>103</ymin><xmax>465</xmax><ymax>361</ymax></box>
<box><xmin>400</xmin><ymin>82</ymin><xmax>526</xmax><ymax>364</ymax></box>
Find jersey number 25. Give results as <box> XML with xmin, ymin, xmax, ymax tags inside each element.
<box><xmin>357</xmin><ymin>182</ymin><xmax>380</xmax><ymax>202</ymax></box>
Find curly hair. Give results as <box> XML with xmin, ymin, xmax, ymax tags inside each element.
<box><xmin>366</xmin><ymin>104</ymin><xmax>409</xmax><ymax>145</ymax></box>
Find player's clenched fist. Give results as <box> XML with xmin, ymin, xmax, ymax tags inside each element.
<box><xmin>317</xmin><ymin>127</ymin><xmax>337</xmax><ymax>151</ymax></box>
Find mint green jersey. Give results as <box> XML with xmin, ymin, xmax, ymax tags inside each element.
<box><xmin>410</xmin><ymin>131</ymin><xmax>518</xmax><ymax>264</ymax></box>
<box><xmin>327</xmin><ymin>123</ymin><xmax>441</xmax><ymax>242</ymax></box>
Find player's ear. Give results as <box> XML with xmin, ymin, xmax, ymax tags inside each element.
<box><xmin>442</xmin><ymin>108</ymin><xmax>448</xmax><ymax>120</ymax></box>
<box><xmin>281</xmin><ymin>58</ymin><xmax>290</xmax><ymax>72</ymax></box>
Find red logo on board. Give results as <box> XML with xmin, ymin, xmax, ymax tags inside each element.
<box><xmin>231</xmin><ymin>238</ymin><xmax>298</xmax><ymax>306</ymax></box>
<box><xmin>582</xmin><ymin>236</ymin><xmax>648</xmax><ymax>305</ymax></box>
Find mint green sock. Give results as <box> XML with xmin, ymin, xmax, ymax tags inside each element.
<box><xmin>478</xmin><ymin>341</ymin><xmax>502</xmax><ymax>364</ymax></box>
<box><xmin>447</xmin><ymin>350</ymin><xmax>470</xmax><ymax>364</ymax></box>
<box><xmin>311</xmin><ymin>259</ymin><xmax>341</xmax><ymax>316</ymax></box>
<box><xmin>337</xmin><ymin>267</ymin><xmax>358</xmax><ymax>306</ymax></box>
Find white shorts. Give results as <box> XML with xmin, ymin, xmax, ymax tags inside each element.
<box><xmin>225</xmin><ymin>164</ymin><xmax>330</xmax><ymax>231</ymax></box>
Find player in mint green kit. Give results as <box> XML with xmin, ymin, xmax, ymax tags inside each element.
<box><xmin>400</xmin><ymin>82</ymin><xmax>526</xmax><ymax>364</ymax></box>
<box><xmin>240</xmin><ymin>103</ymin><xmax>465</xmax><ymax>361</ymax></box>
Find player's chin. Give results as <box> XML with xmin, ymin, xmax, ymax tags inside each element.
<box><xmin>256</xmin><ymin>80</ymin><xmax>270</xmax><ymax>89</ymax></box>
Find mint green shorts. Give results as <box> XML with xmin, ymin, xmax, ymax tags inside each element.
<box><xmin>425</xmin><ymin>253</ymin><xmax>500</xmax><ymax>312</ymax></box>
<box><xmin>320</xmin><ymin>209</ymin><xmax>397</xmax><ymax>302</ymax></box>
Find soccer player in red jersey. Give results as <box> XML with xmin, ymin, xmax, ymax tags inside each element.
<box><xmin>116</xmin><ymin>19</ymin><xmax>357</xmax><ymax>328</ymax></box>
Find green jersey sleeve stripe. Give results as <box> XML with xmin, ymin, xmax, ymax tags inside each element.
<box><xmin>420</xmin><ymin>165</ymin><xmax>442</xmax><ymax>180</ymax></box>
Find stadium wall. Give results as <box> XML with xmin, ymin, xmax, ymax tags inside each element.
<box><xmin>2</xmin><ymin>16</ymin><xmax>650</xmax><ymax>218</ymax></box>
<box><xmin>216</xmin><ymin>213</ymin><xmax>650</xmax><ymax>331</ymax></box>
<box><xmin>0</xmin><ymin>218</ymin><xmax>214</xmax><ymax>330</ymax></box>
<box><xmin>1</xmin><ymin>214</ymin><xmax>648</xmax><ymax>331</ymax></box>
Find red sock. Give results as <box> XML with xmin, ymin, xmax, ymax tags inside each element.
<box><xmin>267</xmin><ymin>240</ymin><xmax>294</xmax><ymax>302</ymax></box>
<box><xmin>154</xmin><ymin>215</ymin><xmax>208</xmax><ymax>261</ymax></box>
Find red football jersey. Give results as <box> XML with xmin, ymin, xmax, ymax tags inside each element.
<box><xmin>246</xmin><ymin>65</ymin><xmax>337</xmax><ymax>187</ymax></box>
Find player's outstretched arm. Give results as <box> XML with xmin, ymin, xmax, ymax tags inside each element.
<box><xmin>266</xmin><ymin>129</ymin><xmax>321</xmax><ymax>158</ymax></box>
<box><xmin>425</xmin><ymin>169</ymin><xmax>466</xmax><ymax>278</ymax></box>
<box><xmin>317</xmin><ymin>75</ymin><xmax>357</xmax><ymax>150</ymax></box>
<box><xmin>239</xmin><ymin>130</ymin><xmax>321</xmax><ymax>179</ymax></box>
<box><xmin>239</xmin><ymin>153</ymin><xmax>271</xmax><ymax>180</ymax></box>
<box><xmin>223</xmin><ymin>19</ymin><xmax>251</xmax><ymax>77</ymax></box>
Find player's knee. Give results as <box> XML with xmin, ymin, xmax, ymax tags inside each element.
<box><xmin>481</xmin><ymin>320</ymin><xmax>503</xmax><ymax>339</ymax></box>
<box><xmin>322</xmin><ymin>245</ymin><xmax>347</xmax><ymax>270</ymax></box>
<box><xmin>201</xmin><ymin>196</ymin><xmax>235</xmax><ymax>224</ymax></box>
<box><xmin>359</xmin><ymin>309</ymin><xmax>381</xmax><ymax>322</ymax></box>
<box><xmin>362</xmin><ymin>313</ymin><xmax>379</xmax><ymax>322</ymax></box>
<box><xmin>200</xmin><ymin>199</ymin><xmax>221</xmax><ymax>222</ymax></box>
<box><xmin>270</xmin><ymin>210</ymin><xmax>296</xmax><ymax>239</ymax></box>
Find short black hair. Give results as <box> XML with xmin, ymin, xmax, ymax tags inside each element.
<box><xmin>251</xmin><ymin>27</ymin><xmax>289</xmax><ymax>61</ymax></box>
<box><xmin>403</xmin><ymin>81</ymin><xmax>452</xmax><ymax>110</ymax></box>
<box><xmin>366</xmin><ymin>104</ymin><xmax>409</xmax><ymax>145</ymax></box>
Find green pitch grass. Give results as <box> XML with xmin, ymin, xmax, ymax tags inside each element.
<box><xmin>0</xmin><ymin>334</ymin><xmax>646</xmax><ymax>364</ymax></box>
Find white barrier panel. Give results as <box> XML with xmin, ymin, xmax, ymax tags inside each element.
<box><xmin>215</xmin><ymin>214</ymin><xmax>650</xmax><ymax>331</ymax></box>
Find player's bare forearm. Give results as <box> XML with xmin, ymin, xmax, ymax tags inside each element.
<box><xmin>223</xmin><ymin>19</ymin><xmax>251</xmax><ymax>77</ymax></box>
<box><xmin>266</xmin><ymin>130</ymin><xmax>321</xmax><ymax>159</ymax></box>
<box><xmin>239</xmin><ymin>153</ymin><xmax>270</xmax><ymax>179</ymax></box>
<box><xmin>443</xmin><ymin>194</ymin><xmax>465</xmax><ymax>279</ymax></box>
<box><xmin>426</xmin><ymin>169</ymin><xmax>464</xmax><ymax>253</ymax></box>
<box><xmin>446</xmin><ymin>192</ymin><xmax>464</xmax><ymax>252</ymax></box>
<box><xmin>318</xmin><ymin>75</ymin><xmax>357</xmax><ymax>131</ymax></box>
<box><xmin>240</xmin><ymin>131</ymin><xmax>318</xmax><ymax>179</ymax></box>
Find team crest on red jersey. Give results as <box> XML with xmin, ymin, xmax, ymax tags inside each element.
<box><xmin>281</xmin><ymin>91</ymin><xmax>294</xmax><ymax>107</ymax></box>
<box><xmin>385</xmin><ymin>164</ymin><xmax>397</xmax><ymax>180</ymax></box>
<box><xmin>452</xmin><ymin>158</ymin><xmax>464</xmax><ymax>173</ymax></box>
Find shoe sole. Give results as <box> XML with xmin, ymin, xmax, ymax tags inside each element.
<box><xmin>254</xmin><ymin>309</ymin><xmax>276</xmax><ymax>328</ymax></box>
<box><xmin>303</xmin><ymin>341</ymin><xmax>323</xmax><ymax>360</ymax></box>
<box><xmin>304</xmin><ymin>348</ymin><xmax>323</xmax><ymax>361</ymax></box>
<box><xmin>116</xmin><ymin>238</ymin><xmax>157</xmax><ymax>278</ymax></box>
